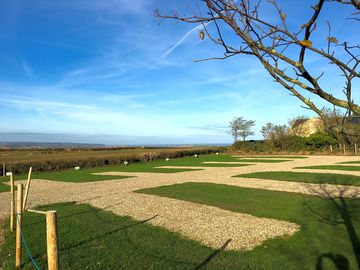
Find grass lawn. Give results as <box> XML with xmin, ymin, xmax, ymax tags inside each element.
<box><xmin>155</xmin><ymin>155</ymin><xmax>292</xmax><ymax>165</ymax></box>
<box><xmin>41</xmin><ymin>155</ymin><xmax>253</xmax><ymax>175</ymax></box>
<box><xmin>296</xmin><ymin>165</ymin><xmax>360</xmax><ymax>171</ymax></box>
<box><xmin>23</xmin><ymin>165</ymin><xmax>201</xmax><ymax>182</ymax></box>
<box><xmin>152</xmin><ymin>155</ymin><xmax>254</xmax><ymax>167</ymax></box>
<box><xmin>237</xmin><ymin>156</ymin><xmax>307</xmax><ymax>159</ymax></box>
<box><xmin>0</xmin><ymin>203</ymin><xmax>225</xmax><ymax>270</ymax></box>
<box><xmin>29</xmin><ymin>170</ymin><xmax>133</xmax><ymax>183</ymax></box>
<box><xmin>235</xmin><ymin>171</ymin><xmax>360</xmax><ymax>186</ymax></box>
<box><xmin>138</xmin><ymin>183</ymin><xmax>360</xmax><ymax>270</ymax></box>
<box><xmin>0</xmin><ymin>176</ymin><xmax>10</xmax><ymax>193</ymax></box>
<box><xmin>224</xmin><ymin>159</ymin><xmax>292</xmax><ymax>163</ymax></box>
<box><xmin>0</xmin><ymin>172</ymin><xmax>130</xmax><ymax>192</ymax></box>
<box><xmin>8</xmin><ymin>155</ymin><xmax>250</xmax><ymax>185</ymax></box>
<box><xmin>337</xmin><ymin>161</ymin><xmax>360</xmax><ymax>165</ymax></box>
<box><xmin>13</xmin><ymin>166</ymin><xmax>199</xmax><ymax>184</ymax></box>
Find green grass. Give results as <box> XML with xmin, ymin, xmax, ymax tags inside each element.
<box><xmin>338</xmin><ymin>161</ymin><xmax>360</xmax><ymax>165</ymax></box>
<box><xmin>139</xmin><ymin>183</ymin><xmax>360</xmax><ymax>269</ymax></box>
<box><xmin>15</xmin><ymin>165</ymin><xmax>198</xmax><ymax>183</ymax></box>
<box><xmin>163</xmin><ymin>155</ymin><xmax>293</xmax><ymax>165</ymax></box>
<box><xmin>0</xmin><ymin>203</ymin><xmax>228</xmax><ymax>270</ymax></box>
<box><xmin>0</xmin><ymin>176</ymin><xmax>10</xmax><ymax>192</ymax></box>
<box><xmin>153</xmin><ymin>155</ymin><xmax>254</xmax><ymax>167</ymax></box>
<box><xmin>81</xmin><ymin>155</ymin><xmax>253</xmax><ymax>171</ymax></box>
<box><xmin>138</xmin><ymin>183</ymin><xmax>360</xmax><ymax>270</ymax></box>
<box><xmin>10</xmin><ymin>155</ymin><xmax>250</xmax><ymax>185</ymax></box>
<box><xmin>228</xmin><ymin>159</ymin><xmax>292</xmax><ymax>163</ymax></box>
<box><xmin>296</xmin><ymin>165</ymin><xmax>360</xmax><ymax>171</ymax></box>
<box><xmin>0</xmin><ymin>171</ymin><xmax>130</xmax><ymax>192</ymax></box>
<box><xmin>238</xmin><ymin>156</ymin><xmax>307</xmax><ymax>159</ymax></box>
<box><xmin>2</xmin><ymin>184</ymin><xmax>359</xmax><ymax>269</ymax></box>
<box><xmin>235</xmin><ymin>171</ymin><xmax>360</xmax><ymax>186</ymax></box>
<box><xmin>29</xmin><ymin>170</ymin><xmax>133</xmax><ymax>182</ymax></box>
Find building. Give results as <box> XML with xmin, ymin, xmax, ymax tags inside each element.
<box><xmin>289</xmin><ymin>118</ymin><xmax>324</xmax><ymax>137</ymax></box>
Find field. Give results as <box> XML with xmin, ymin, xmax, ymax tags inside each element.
<box><xmin>0</xmin><ymin>147</ymin><xmax>209</xmax><ymax>163</ymax></box>
<box><xmin>1</xmin><ymin>153</ymin><xmax>360</xmax><ymax>269</ymax></box>
<box><xmin>0</xmin><ymin>146</ymin><xmax>223</xmax><ymax>174</ymax></box>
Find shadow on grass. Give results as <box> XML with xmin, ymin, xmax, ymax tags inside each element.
<box><xmin>303</xmin><ymin>183</ymin><xmax>360</xmax><ymax>270</ymax></box>
<box><xmin>26</xmin><ymin>193</ymin><xmax>125</xmax><ymax>226</ymax></box>
<box><xmin>193</xmin><ymin>239</ymin><xmax>231</xmax><ymax>270</ymax></box>
<box><xmin>59</xmin><ymin>214</ymin><xmax>159</xmax><ymax>253</ymax></box>
<box><xmin>316</xmin><ymin>253</ymin><xmax>349</xmax><ymax>270</ymax></box>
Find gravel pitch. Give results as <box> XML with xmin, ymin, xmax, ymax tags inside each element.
<box><xmin>0</xmin><ymin>155</ymin><xmax>359</xmax><ymax>250</ymax></box>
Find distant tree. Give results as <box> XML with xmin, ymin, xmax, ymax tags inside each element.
<box><xmin>260</xmin><ymin>122</ymin><xmax>274</xmax><ymax>140</ymax></box>
<box><xmin>260</xmin><ymin>123</ymin><xmax>296</xmax><ymax>150</ymax></box>
<box><xmin>228</xmin><ymin>117</ymin><xmax>255</xmax><ymax>142</ymax></box>
<box><xmin>322</xmin><ymin>108</ymin><xmax>360</xmax><ymax>153</ymax></box>
<box><xmin>322</xmin><ymin>108</ymin><xmax>349</xmax><ymax>148</ymax></box>
<box><xmin>270</xmin><ymin>125</ymin><xmax>288</xmax><ymax>141</ymax></box>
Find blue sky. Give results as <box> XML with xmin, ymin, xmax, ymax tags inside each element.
<box><xmin>0</xmin><ymin>0</ymin><xmax>359</xmax><ymax>145</ymax></box>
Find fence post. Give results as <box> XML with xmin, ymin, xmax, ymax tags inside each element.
<box><xmin>22</xmin><ymin>167</ymin><xmax>33</xmax><ymax>211</ymax></box>
<box><xmin>16</xmin><ymin>184</ymin><xmax>23</xmax><ymax>269</ymax></box>
<box><xmin>2</xmin><ymin>163</ymin><xmax>5</xmax><ymax>177</ymax></box>
<box><xmin>10</xmin><ymin>174</ymin><xmax>15</xmax><ymax>232</ymax></box>
<box><xmin>355</xmin><ymin>143</ymin><xmax>358</xmax><ymax>155</ymax></box>
<box><xmin>46</xmin><ymin>211</ymin><xmax>59</xmax><ymax>270</ymax></box>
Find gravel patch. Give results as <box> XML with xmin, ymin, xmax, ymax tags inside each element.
<box><xmin>88</xmin><ymin>192</ymin><xmax>299</xmax><ymax>250</ymax></box>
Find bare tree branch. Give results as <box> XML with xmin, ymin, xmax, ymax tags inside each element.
<box><xmin>156</xmin><ymin>0</ymin><xmax>360</xmax><ymax>135</ymax></box>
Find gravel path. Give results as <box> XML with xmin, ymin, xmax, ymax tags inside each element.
<box><xmin>0</xmin><ymin>155</ymin><xmax>359</xmax><ymax>250</ymax></box>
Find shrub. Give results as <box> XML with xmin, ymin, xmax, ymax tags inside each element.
<box><xmin>232</xmin><ymin>140</ymin><xmax>265</xmax><ymax>152</ymax></box>
<box><xmin>304</xmin><ymin>132</ymin><xmax>337</xmax><ymax>149</ymax></box>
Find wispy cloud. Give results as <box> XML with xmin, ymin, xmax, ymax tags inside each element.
<box><xmin>36</xmin><ymin>0</ymin><xmax>150</xmax><ymax>15</ymax></box>
<box><xmin>0</xmin><ymin>96</ymin><xmax>96</xmax><ymax>112</ymax></box>
<box><xmin>21</xmin><ymin>61</ymin><xmax>33</xmax><ymax>77</ymax></box>
<box><xmin>189</xmin><ymin>123</ymin><xmax>227</xmax><ymax>134</ymax></box>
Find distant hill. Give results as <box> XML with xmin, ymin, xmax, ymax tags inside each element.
<box><xmin>0</xmin><ymin>142</ymin><xmax>105</xmax><ymax>149</ymax></box>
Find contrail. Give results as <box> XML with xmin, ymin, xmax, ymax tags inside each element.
<box><xmin>161</xmin><ymin>22</ymin><xmax>210</xmax><ymax>58</ymax></box>
<box><xmin>161</xmin><ymin>1</ymin><xmax>238</xmax><ymax>58</ymax></box>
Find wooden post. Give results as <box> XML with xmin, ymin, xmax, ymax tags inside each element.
<box><xmin>330</xmin><ymin>145</ymin><xmax>333</xmax><ymax>153</ymax></box>
<box><xmin>2</xmin><ymin>163</ymin><xmax>5</xmax><ymax>177</ymax></box>
<box><xmin>10</xmin><ymin>174</ymin><xmax>15</xmax><ymax>232</ymax></box>
<box><xmin>355</xmin><ymin>143</ymin><xmax>358</xmax><ymax>155</ymax></box>
<box><xmin>22</xmin><ymin>167</ymin><xmax>32</xmax><ymax>211</ymax></box>
<box><xmin>343</xmin><ymin>144</ymin><xmax>346</xmax><ymax>155</ymax></box>
<box><xmin>16</xmin><ymin>184</ymin><xmax>23</xmax><ymax>269</ymax></box>
<box><xmin>27</xmin><ymin>209</ymin><xmax>47</xmax><ymax>215</ymax></box>
<box><xmin>46</xmin><ymin>211</ymin><xmax>59</xmax><ymax>270</ymax></box>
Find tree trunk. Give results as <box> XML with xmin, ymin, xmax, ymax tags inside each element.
<box><xmin>330</xmin><ymin>145</ymin><xmax>333</xmax><ymax>153</ymax></box>
<box><xmin>343</xmin><ymin>144</ymin><xmax>346</xmax><ymax>155</ymax></box>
